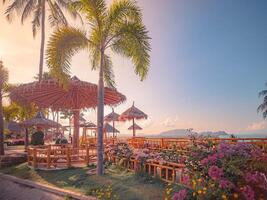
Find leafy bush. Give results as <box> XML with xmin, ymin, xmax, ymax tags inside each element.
<box><xmin>170</xmin><ymin>142</ymin><xmax>267</xmax><ymax>200</ymax></box>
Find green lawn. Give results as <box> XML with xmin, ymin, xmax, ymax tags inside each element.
<box><xmin>0</xmin><ymin>163</ymin><xmax>166</xmax><ymax>200</ymax></box>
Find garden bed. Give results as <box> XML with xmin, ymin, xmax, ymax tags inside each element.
<box><xmin>0</xmin><ymin>162</ymin><xmax>167</xmax><ymax>200</ymax></box>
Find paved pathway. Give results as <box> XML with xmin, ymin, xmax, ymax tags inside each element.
<box><xmin>0</xmin><ymin>178</ymin><xmax>64</xmax><ymax>200</ymax></box>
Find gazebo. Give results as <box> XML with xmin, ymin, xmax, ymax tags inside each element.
<box><xmin>119</xmin><ymin>102</ymin><xmax>147</xmax><ymax>137</ymax></box>
<box><xmin>10</xmin><ymin>76</ymin><xmax>126</xmax><ymax>148</ymax></box>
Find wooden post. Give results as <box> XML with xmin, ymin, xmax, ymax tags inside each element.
<box><xmin>172</xmin><ymin>169</ymin><xmax>176</xmax><ymax>183</ymax></box>
<box><xmin>161</xmin><ymin>138</ymin><xmax>164</xmax><ymax>148</ymax></box>
<box><xmin>27</xmin><ymin>148</ymin><xmax>31</xmax><ymax>166</ymax></box>
<box><xmin>67</xmin><ymin>147</ymin><xmax>71</xmax><ymax>168</ymax></box>
<box><xmin>47</xmin><ymin>145</ymin><xmax>51</xmax><ymax>169</ymax></box>
<box><xmin>33</xmin><ymin>148</ymin><xmax>37</xmax><ymax>169</ymax></box>
<box><xmin>24</xmin><ymin>128</ymin><xmax>29</xmax><ymax>152</ymax></box>
<box><xmin>86</xmin><ymin>146</ymin><xmax>89</xmax><ymax>166</ymax></box>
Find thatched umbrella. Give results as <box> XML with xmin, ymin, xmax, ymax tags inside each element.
<box><xmin>20</xmin><ymin>111</ymin><xmax>61</xmax><ymax>150</ymax></box>
<box><xmin>7</xmin><ymin>121</ymin><xmax>23</xmax><ymax>134</ymax></box>
<box><xmin>104</xmin><ymin>108</ymin><xmax>120</xmax><ymax>137</ymax></box>
<box><xmin>119</xmin><ymin>102</ymin><xmax>147</xmax><ymax>137</ymax></box>
<box><xmin>103</xmin><ymin>123</ymin><xmax>119</xmax><ymax>138</ymax></box>
<box><xmin>10</xmin><ymin>76</ymin><xmax>126</xmax><ymax>148</ymax></box>
<box><xmin>21</xmin><ymin>111</ymin><xmax>61</xmax><ymax>128</ymax></box>
<box><xmin>128</xmin><ymin>123</ymin><xmax>142</xmax><ymax>131</ymax></box>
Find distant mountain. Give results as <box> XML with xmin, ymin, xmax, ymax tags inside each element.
<box><xmin>156</xmin><ymin>129</ymin><xmax>229</xmax><ymax>138</ymax></box>
<box><xmin>158</xmin><ymin>129</ymin><xmax>194</xmax><ymax>138</ymax></box>
<box><xmin>199</xmin><ymin>131</ymin><xmax>228</xmax><ymax>137</ymax></box>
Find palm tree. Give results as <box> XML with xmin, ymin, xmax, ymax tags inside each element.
<box><xmin>46</xmin><ymin>0</ymin><xmax>151</xmax><ymax>175</ymax></box>
<box><xmin>258</xmin><ymin>83</ymin><xmax>267</xmax><ymax>118</ymax></box>
<box><xmin>0</xmin><ymin>60</ymin><xmax>9</xmax><ymax>155</ymax></box>
<box><xmin>3</xmin><ymin>0</ymin><xmax>80</xmax><ymax>81</ymax></box>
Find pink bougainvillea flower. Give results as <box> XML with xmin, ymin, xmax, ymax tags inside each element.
<box><xmin>219</xmin><ymin>179</ymin><xmax>234</xmax><ymax>189</ymax></box>
<box><xmin>208</xmin><ymin>165</ymin><xmax>223</xmax><ymax>180</ymax></box>
<box><xmin>172</xmin><ymin>189</ymin><xmax>188</xmax><ymax>200</ymax></box>
<box><xmin>242</xmin><ymin>185</ymin><xmax>255</xmax><ymax>200</ymax></box>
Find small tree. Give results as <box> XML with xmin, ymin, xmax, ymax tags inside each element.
<box><xmin>258</xmin><ymin>82</ymin><xmax>267</xmax><ymax>118</ymax></box>
<box><xmin>0</xmin><ymin>60</ymin><xmax>9</xmax><ymax>155</ymax></box>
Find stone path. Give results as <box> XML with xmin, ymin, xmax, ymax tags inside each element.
<box><xmin>0</xmin><ymin>178</ymin><xmax>64</xmax><ymax>200</ymax></box>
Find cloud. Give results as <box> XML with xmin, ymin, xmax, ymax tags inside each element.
<box><xmin>246</xmin><ymin>121</ymin><xmax>266</xmax><ymax>131</ymax></box>
<box><xmin>161</xmin><ymin>116</ymin><xmax>179</xmax><ymax>127</ymax></box>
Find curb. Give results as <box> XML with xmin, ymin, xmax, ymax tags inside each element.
<box><xmin>0</xmin><ymin>173</ymin><xmax>96</xmax><ymax>200</ymax></box>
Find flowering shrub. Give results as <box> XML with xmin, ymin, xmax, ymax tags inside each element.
<box><xmin>106</xmin><ymin>143</ymin><xmax>133</xmax><ymax>160</ymax></box>
<box><xmin>86</xmin><ymin>185</ymin><xmax>119</xmax><ymax>200</ymax></box>
<box><xmin>172</xmin><ymin>142</ymin><xmax>267</xmax><ymax>200</ymax></box>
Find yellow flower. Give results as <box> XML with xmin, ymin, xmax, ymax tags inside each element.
<box><xmin>233</xmin><ymin>193</ymin><xmax>238</xmax><ymax>199</ymax></box>
<box><xmin>203</xmin><ymin>187</ymin><xmax>207</xmax><ymax>191</ymax></box>
<box><xmin>167</xmin><ymin>191</ymin><xmax>170</xmax><ymax>195</ymax></box>
<box><xmin>193</xmin><ymin>192</ymin><xmax>196</xmax><ymax>197</ymax></box>
<box><xmin>197</xmin><ymin>178</ymin><xmax>202</xmax><ymax>182</ymax></box>
<box><xmin>222</xmin><ymin>194</ymin><xmax>227</xmax><ymax>199</ymax></box>
<box><xmin>197</xmin><ymin>190</ymin><xmax>202</xmax><ymax>194</ymax></box>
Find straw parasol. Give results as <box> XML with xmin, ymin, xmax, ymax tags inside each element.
<box><xmin>21</xmin><ymin>111</ymin><xmax>61</xmax><ymax>128</ymax></box>
<box><xmin>128</xmin><ymin>123</ymin><xmax>142</xmax><ymax>131</ymax></box>
<box><xmin>7</xmin><ymin>121</ymin><xmax>23</xmax><ymax>134</ymax></box>
<box><xmin>103</xmin><ymin>123</ymin><xmax>119</xmax><ymax>138</ymax></box>
<box><xmin>119</xmin><ymin>102</ymin><xmax>147</xmax><ymax>137</ymax></box>
<box><xmin>10</xmin><ymin>76</ymin><xmax>126</xmax><ymax>148</ymax></box>
<box><xmin>104</xmin><ymin>108</ymin><xmax>120</xmax><ymax>137</ymax></box>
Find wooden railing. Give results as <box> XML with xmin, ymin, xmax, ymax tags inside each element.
<box><xmin>27</xmin><ymin>144</ymin><xmax>97</xmax><ymax>169</ymax></box>
<box><xmin>127</xmin><ymin>137</ymin><xmax>267</xmax><ymax>152</ymax></box>
<box><xmin>107</xmin><ymin>155</ymin><xmax>187</xmax><ymax>184</ymax></box>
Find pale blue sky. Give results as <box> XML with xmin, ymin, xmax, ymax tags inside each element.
<box><xmin>1</xmin><ymin>0</ymin><xmax>267</xmax><ymax>135</ymax></box>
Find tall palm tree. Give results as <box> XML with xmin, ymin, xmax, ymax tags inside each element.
<box><xmin>3</xmin><ymin>0</ymin><xmax>80</xmax><ymax>81</ymax></box>
<box><xmin>258</xmin><ymin>83</ymin><xmax>267</xmax><ymax>118</ymax></box>
<box><xmin>46</xmin><ymin>0</ymin><xmax>151</xmax><ymax>175</ymax></box>
<box><xmin>0</xmin><ymin>60</ymin><xmax>9</xmax><ymax>155</ymax></box>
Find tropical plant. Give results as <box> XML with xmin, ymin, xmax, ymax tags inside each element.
<box><xmin>0</xmin><ymin>60</ymin><xmax>9</xmax><ymax>155</ymax></box>
<box><xmin>46</xmin><ymin>0</ymin><xmax>151</xmax><ymax>175</ymax></box>
<box><xmin>3</xmin><ymin>0</ymin><xmax>81</xmax><ymax>81</ymax></box>
<box><xmin>3</xmin><ymin>102</ymin><xmax>39</xmax><ymax>122</ymax></box>
<box><xmin>168</xmin><ymin>142</ymin><xmax>267</xmax><ymax>200</ymax></box>
<box><xmin>258</xmin><ymin>82</ymin><xmax>267</xmax><ymax>118</ymax></box>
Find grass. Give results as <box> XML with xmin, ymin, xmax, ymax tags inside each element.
<box><xmin>0</xmin><ymin>163</ymin><xmax>165</xmax><ymax>200</ymax></box>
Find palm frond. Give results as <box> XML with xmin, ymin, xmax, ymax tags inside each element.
<box><xmin>0</xmin><ymin>61</ymin><xmax>9</xmax><ymax>93</ymax></box>
<box><xmin>104</xmin><ymin>0</ymin><xmax>142</xmax><ymax>39</ymax></box>
<box><xmin>48</xmin><ymin>0</ymin><xmax>68</xmax><ymax>27</ymax></box>
<box><xmin>259</xmin><ymin>89</ymin><xmax>267</xmax><ymax>98</ymax></box>
<box><xmin>21</xmin><ymin>0</ymin><xmax>36</xmax><ymax>24</ymax></box>
<box><xmin>46</xmin><ymin>27</ymin><xmax>89</xmax><ymax>85</ymax></box>
<box><xmin>111</xmin><ymin>21</ymin><xmax>151</xmax><ymax>81</ymax></box>
<box><xmin>31</xmin><ymin>1</ymin><xmax>41</xmax><ymax>37</ymax></box>
<box><xmin>56</xmin><ymin>0</ymin><xmax>83</xmax><ymax>24</ymax></box>
<box><xmin>71</xmin><ymin>0</ymin><xmax>106</xmax><ymax>30</ymax></box>
<box><xmin>89</xmin><ymin>45</ymin><xmax>100</xmax><ymax>70</ymax></box>
<box><xmin>103</xmin><ymin>54</ymin><xmax>115</xmax><ymax>88</ymax></box>
<box><xmin>5</xmin><ymin>0</ymin><xmax>28</xmax><ymax>21</ymax></box>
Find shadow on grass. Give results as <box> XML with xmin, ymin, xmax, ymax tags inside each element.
<box><xmin>0</xmin><ymin>163</ymin><xmax>164</xmax><ymax>200</ymax></box>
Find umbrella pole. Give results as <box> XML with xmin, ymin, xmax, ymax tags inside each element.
<box><xmin>112</xmin><ymin>120</ymin><xmax>115</xmax><ymax>138</ymax></box>
<box><xmin>73</xmin><ymin>110</ymin><xmax>80</xmax><ymax>148</ymax></box>
<box><xmin>133</xmin><ymin>118</ymin><xmax>135</xmax><ymax>137</ymax></box>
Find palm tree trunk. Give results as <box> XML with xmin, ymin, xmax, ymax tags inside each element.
<box><xmin>97</xmin><ymin>50</ymin><xmax>105</xmax><ymax>175</ymax></box>
<box><xmin>0</xmin><ymin>93</ymin><xmax>5</xmax><ymax>155</ymax></box>
<box><xmin>133</xmin><ymin>118</ymin><xmax>135</xmax><ymax>137</ymax></box>
<box><xmin>73</xmin><ymin>110</ymin><xmax>80</xmax><ymax>148</ymax></box>
<box><xmin>38</xmin><ymin>0</ymin><xmax>46</xmax><ymax>82</ymax></box>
